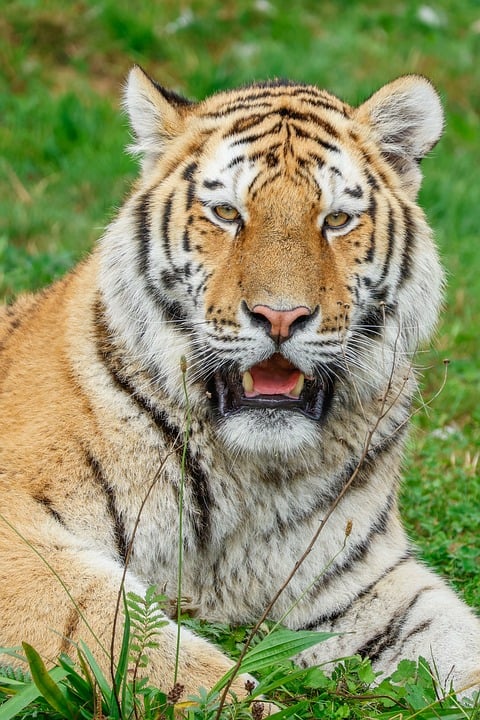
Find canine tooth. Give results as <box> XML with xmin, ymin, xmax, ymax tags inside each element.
<box><xmin>290</xmin><ymin>373</ymin><xmax>305</xmax><ymax>398</ymax></box>
<box><xmin>242</xmin><ymin>370</ymin><xmax>254</xmax><ymax>393</ymax></box>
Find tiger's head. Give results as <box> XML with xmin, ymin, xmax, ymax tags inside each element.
<box><xmin>101</xmin><ymin>67</ymin><xmax>444</xmax><ymax>456</ymax></box>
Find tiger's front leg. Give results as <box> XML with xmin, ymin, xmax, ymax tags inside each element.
<box><xmin>297</xmin><ymin>557</ymin><xmax>480</xmax><ymax>696</ymax></box>
<box><xmin>0</xmin><ymin>499</ymin><xmax>255</xmax><ymax>703</ymax></box>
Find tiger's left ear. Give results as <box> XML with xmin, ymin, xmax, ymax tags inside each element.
<box><xmin>354</xmin><ymin>75</ymin><xmax>444</xmax><ymax>197</ymax></box>
<box><xmin>124</xmin><ymin>66</ymin><xmax>194</xmax><ymax>172</ymax></box>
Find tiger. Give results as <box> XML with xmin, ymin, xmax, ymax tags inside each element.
<box><xmin>1</xmin><ymin>66</ymin><xmax>479</xmax><ymax>705</ymax></box>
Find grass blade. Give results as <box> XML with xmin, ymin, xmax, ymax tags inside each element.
<box><xmin>78</xmin><ymin>641</ymin><xmax>111</xmax><ymax>703</ymax></box>
<box><xmin>0</xmin><ymin>666</ymin><xmax>68</xmax><ymax>720</ymax></box>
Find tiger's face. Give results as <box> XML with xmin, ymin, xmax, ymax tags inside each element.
<box><xmin>103</xmin><ymin>68</ymin><xmax>444</xmax><ymax>455</ymax></box>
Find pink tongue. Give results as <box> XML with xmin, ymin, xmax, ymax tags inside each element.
<box><xmin>248</xmin><ymin>358</ymin><xmax>301</xmax><ymax>396</ymax></box>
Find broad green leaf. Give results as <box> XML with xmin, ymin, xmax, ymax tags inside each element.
<box><xmin>22</xmin><ymin>643</ymin><xmax>75</xmax><ymax>718</ymax></box>
<box><xmin>238</xmin><ymin>627</ymin><xmax>337</xmax><ymax>674</ymax></box>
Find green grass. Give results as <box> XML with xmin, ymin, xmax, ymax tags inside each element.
<box><xmin>1</xmin><ymin>0</ymin><xmax>479</xmax><ymax>714</ymax></box>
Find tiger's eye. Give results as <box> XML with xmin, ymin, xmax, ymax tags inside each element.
<box><xmin>324</xmin><ymin>211</ymin><xmax>350</xmax><ymax>229</ymax></box>
<box><xmin>213</xmin><ymin>204</ymin><xmax>241</xmax><ymax>222</ymax></box>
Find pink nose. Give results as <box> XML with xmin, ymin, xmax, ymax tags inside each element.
<box><xmin>251</xmin><ymin>304</ymin><xmax>311</xmax><ymax>339</ymax></box>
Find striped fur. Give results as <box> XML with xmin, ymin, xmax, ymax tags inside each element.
<box><xmin>0</xmin><ymin>67</ymin><xmax>479</xmax><ymax>699</ymax></box>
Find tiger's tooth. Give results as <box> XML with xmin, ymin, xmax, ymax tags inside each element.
<box><xmin>290</xmin><ymin>373</ymin><xmax>305</xmax><ymax>398</ymax></box>
<box><xmin>242</xmin><ymin>370</ymin><xmax>254</xmax><ymax>393</ymax></box>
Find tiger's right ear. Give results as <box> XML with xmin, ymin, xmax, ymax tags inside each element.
<box><xmin>124</xmin><ymin>66</ymin><xmax>194</xmax><ymax>171</ymax></box>
<box><xmin>354</xmin><ymin>75</ymin><xmax>444</xmax><ymax>197</ymax></box>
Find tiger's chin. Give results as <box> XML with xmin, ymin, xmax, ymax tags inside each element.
<box><xmin>216</xmin><ymin>408</ymin><xmax>322</xmax><ymax>457</ymax></box>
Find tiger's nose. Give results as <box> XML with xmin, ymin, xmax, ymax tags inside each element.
<box><xmin>249</xmin><ymin>304</ymin><xmax>312</xmax><ymax>341</ymax></box>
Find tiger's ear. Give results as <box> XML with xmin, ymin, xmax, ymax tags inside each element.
<box><xmin>124</xmin><ymin>66</ymin><xmax>194</xmax><ymax>172</ymax></box>
<box><xmin>354</xmin><ymin>75</ymin><xmax>444</xmax><ymax>197</ymax></box>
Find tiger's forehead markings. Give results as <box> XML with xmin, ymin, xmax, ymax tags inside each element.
<box><xmin>224</xmin><ymin>108</ymin><xmax>341</xmax><ymax>141</ymax></box>
<box><xmin>198</xmin><ymin>81</ymin><xmax>350</xmax><ymax>120</ymax></box>
<box><xmin>195</xmin><ymin>84</ymin><xmax>371</xmax><ymax>215</ymax></box>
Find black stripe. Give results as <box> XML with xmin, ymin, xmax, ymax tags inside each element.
<box><xmin>249</xmin><ymin>171</ymin><xmax>283</xmax><ymax>199</ymax></box>
<box><xmin>294</xmin><ymin>163</ymin><xmax>320</xmax><ymax>190</ymax></box>
<box><xmin>183</xmin><ymin>162</ymin><xmax>197</xmax><ymax>210</ymax></box>
<box><xmin>230</xmin><ymin>112</ymin><xmax>271</xmax><ymax>134</ymax></box>
<box><xmin>226</xmin><ymin>154</ymin><xmax>245</xmax><ymax>168</ymax></box>
<box><xmin>283</xmin><ymin>86</ymin><xmax>349</xmax><ymax>115</ymax></box>
<box><xmin>291</xmin><ymin>124</ymin><xmax>341</xmax><ymax>153</ymax></box>
<box><xmin>132</xmin><ymin>193</ymin><xmax>189</xmax><ymax>327</ymax></box>
<box><xmin>304</xmin><ymin>97</ymin><xmax>349</xmax><ymax>115</ymax></box>
<box><xmin>307</xmin><ymin>151</ymin><xmax>326</xmax><ymax>168</ymax></box>
<box><xmin>0</xmin><ymin>288</ymin><xmax>53</xmax><ymax>353</ymax></box>
<box><xmin>145</xmin><ymin>280</ymin><xmax>189</xmax><ymax>325</ymax></box>
<box><xmin>94</xmin><ymin>306</ymin><xmax>212</xmax><ymax>546</ymax></box>
<box><xmin>356</xmin><ymin>585</ymin><xmax>435</xmax><ymax>663</ymax></box>
<box><xmin>365</xmin><ymin>192</ymin><xmax>377</xmax><ymax>262</ymax></box>
<box><xmin>391</xmin><ymin>619</ymin><xmax>433</xmax><ymax>661</ymax></box>
<box><xmin>161</xmin><ymin>192</ymin><xmax>174</xmax><ymax>263</ymax></box>
<box><xmin>378</xmin><ymin>203</ymin><xmax>395</xmax><ymax>284</ymax></box>
<box><xmin>203</xmin><ymin>179</ymin><xmax>225</xmax><ymax>190</ymax></box>
<box><xmin>280</xmin><ymin>111</ymin><xmax>339</xmax><ymax>138</ymax></box>
<box><xmin>33</xmin><ymin>494</ymin><xmax>67</xmax><ymax>527</ymax></box>
<box><xmin>301</xmin><ymin>553</ymin><xmax>412</xmax><ymax>630</ymax></box>
<box><xmin>345</xmin><ymin>184</ymin><xmax>364</xmax><ymax>198</ymax></box>
<box><xmin>202</xmin><ymin>101</ymin><xmax>274</xmax><ymax>119</ymax></box>
<box><xmin>184</xmin><ymin>451</ymin><xmax>213</xmax><ymax>547</ymax></box>
<box><xmin>135</xmin><ymin>191</ymin><xmax>153</xmax><ymax>277</ymax></box>
<box><xmin>59</xmin><ymin>588</ymin><xmax>91</xmax><ymax>653</ymax></box>
<box><xmin>354</xmin><ymin>300</ymin><xmax>396</xmax><ymax>338</ymax></box>
<box><xmin>265</xmin><ymin>423</ymin><xmax>406</xmax><ymax>540</ymax></box>
<box><xmin>182</xmin><ymin>227</ymin><xmax>191</xmax><ymax>252</ymax></box>
<box><xmin>86</xmin><ymin>452</ymin><xmax>129</xmax><ymax>564</ymax></box>
<box><xmin>183</xmin><ymin>161</ymin><xmax>197</xmax><ymax>180</ymax></box>
<box><xmin>366</xmin><ymin>169</ymin><xmax>380</xmax><ymax>191</ymax></box>
<box><xmin>304</xmin><ymin>491</ymin><xmax>397</xmax><ymax>599</ymax></box>
<box><xmin>399</xmin><ymin>202</ymin><xmax>415</xmax><ymax>284</ymax></box>
<box><xmin>324</xmin><ymin>422</ymin><xmax>406</xmax><ymax>502</ymax></box>
<box><xmin>249</xmin><ymin>143</ymin><xmax>282</xmax><ymax>162</ymax></box>
<box><xmin>230</xmin><ymin>124</ymin><xmax>284</xmax><ymax>146</ymax></box>
<box><xmin>203</xmin><ymin>83</ymin><xmax>348</xmax><ymax>116</ymax></box>
<box><xmin>124</xmin><ymin>398</ymin><xmax>212</xmax><ymax>544</ymax></box>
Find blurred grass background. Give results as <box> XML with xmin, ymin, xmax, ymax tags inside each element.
<box><xmin>1</xmin><ymin>0</ymin><xmax>479</xmax><ymax>606</ymax></box>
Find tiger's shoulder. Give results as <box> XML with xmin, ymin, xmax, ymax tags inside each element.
<box><xmin>0</xmin><ymin>259</ymin><xmax>99</xmax><ymax>384</ymax></box>
<box><xmin>0</xmin><ymin>294</ymin><xmax>37</xmax><ymax>340</ymax></box>
<box><xmin>0</xmin><ymin>294</ymin><xmax>40</xmax><ymax>376</ymax></box>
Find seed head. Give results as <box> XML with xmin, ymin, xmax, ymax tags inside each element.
<box><xmin>167</xmin><ymin>683</ymin><xmax>185</xmax><ymax>704</ymax></box>
<box><xmin>244</xmin><ymin>679</ymin><xmax>256</xmax><ymax>694</ymax></box>
<box><xmin>252</xmin><ymin>701</ymin><xmax>265</xmax><ymax>720</ymax></box>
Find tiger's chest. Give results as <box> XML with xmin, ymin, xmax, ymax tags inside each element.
<box><xmin>110</xmin><ymin>432</ymin><xmax>400</xmax><ymax>629</ymax></box>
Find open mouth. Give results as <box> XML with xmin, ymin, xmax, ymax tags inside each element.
<box><xmin>211</xmin><ymin>353</ymin><xmax>331</xmax><ymax>421</ymax></box>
